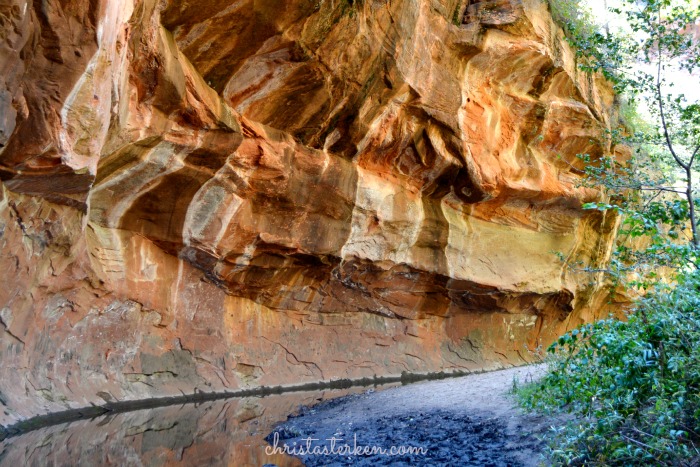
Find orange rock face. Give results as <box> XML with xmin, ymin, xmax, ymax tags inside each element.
<box><xmin>0</xmin><ymin>0</ymin><xmax>621</xmax><ymax>426</ymax></box>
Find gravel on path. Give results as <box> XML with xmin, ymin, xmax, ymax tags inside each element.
<box><xmin>265</xmin><ymin>365</ymin><xmax>558</xmax><ymax>467</ymax></box>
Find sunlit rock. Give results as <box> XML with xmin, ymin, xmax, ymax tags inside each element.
<box><xmin>0</xmin><ymin>0</ymin><xmax>622</xmax><ymax>427</ymax></box>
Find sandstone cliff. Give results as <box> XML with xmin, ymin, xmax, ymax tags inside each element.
<box><xmin>0</xmin><ymin>0</ymin><xmax>620</xmax><ymax>427</ymax></box>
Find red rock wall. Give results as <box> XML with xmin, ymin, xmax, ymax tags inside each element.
<box><xmin>0</xmin><ymin>0</ymin><xmax>621</xmax><ymax>426</ymax></box>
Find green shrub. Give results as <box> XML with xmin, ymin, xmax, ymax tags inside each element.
<box><xmin>520</xmin><ymin>273</ymin><xmax>700</xmax><ymax>465</ymax></box>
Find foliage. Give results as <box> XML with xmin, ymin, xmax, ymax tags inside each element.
<box><xmin>520</xmin><ymin>1</ymin><xmax>700</xmax><ymax>465</ymax></box>
<box><xmin>582</xmin><ymin>0</ymin><xmax>699</xmax><ymax>243</ymax></box>
<box><xmin>549</xmin><ymin>0</ymin><xmax>700</xmax><ymax>281</ymax></box>
<box><xmin>548</xmin><ymin>0</ymin><xmax>601</xmax><ymax>54</ymax></box>
<box><xmin>521</xmin><ymin>273</ymin><xmax>700</xmax><ymax>465</ymax></box>
<box><xmin>577</xmin><ymin>152</ymin><xmax>697</xmax><ymax>290</ymax></box>
<box><xmin>548</xmin><ymin>0</ymin><xmax>700</xmax><ymax>280</ymax></box>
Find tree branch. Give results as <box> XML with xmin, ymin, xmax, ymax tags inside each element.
<box><xmin>690</xmin><ymin>144</ymin><xmax>700</xmax><ymax>167</ymax></box>
<box><xmin>656</xmin><ymin>38</ymin><xmax>689</xmax><ymax>171</ymax></box>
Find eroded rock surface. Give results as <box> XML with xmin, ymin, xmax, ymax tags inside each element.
<box><xmin>0</xmin><ymin>0</ymin><xmax>622</xmax><ymax>426</ymax></box>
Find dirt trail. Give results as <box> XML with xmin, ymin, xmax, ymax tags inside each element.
<box><xmin>265</xmin><ymin>365</ymin><xmax>556</xmax><ymax>466</ymax></box>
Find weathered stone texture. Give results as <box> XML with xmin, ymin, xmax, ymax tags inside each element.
<box><xmin>0</xmin><ymin>0</ymin><xmax>622</xmax><ymax>426</ymax></box>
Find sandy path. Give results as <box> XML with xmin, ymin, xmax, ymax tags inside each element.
<box><xmin>265</xmin><ymin>365</ymin><xmax>555</xmax><ymax>466</ymax></box>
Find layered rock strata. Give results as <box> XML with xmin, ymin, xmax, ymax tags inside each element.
<box><xmin>0</xmin><ymin>0</ymin><xmax>621</xmax><ymax>427</ymax></box>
